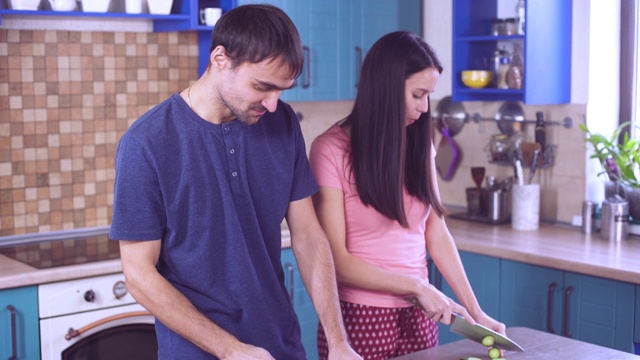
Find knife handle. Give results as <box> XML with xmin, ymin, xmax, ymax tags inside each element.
<box><xmin>563</xmin><ymin>286</ymin><xmax>574</xmax><ymax>338</ymax></box>
<box><xmin>546</xmin><ymin>282</ymin><xmax>557</xmax><ymax>333</ymax></box>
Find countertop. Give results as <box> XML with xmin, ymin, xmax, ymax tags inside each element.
<box><xmin>2</xmin><ymin>219</ymin><xmax>639</xmax><ymax>290</ymax></box>
<box><xmin>391</xmin><ymin>327</ymin><xmax>640</xmax><ymax>359</ymax></box>
<box><xmin>445</xmin><ymin>217</ymin><xmax>640</xmax><ymax>285</ymax></box>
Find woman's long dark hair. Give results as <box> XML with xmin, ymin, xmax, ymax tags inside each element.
<box><xmin>344</xmin><ymin>31</ymin><xmax>445</xmax><ymax>227</ymax></box>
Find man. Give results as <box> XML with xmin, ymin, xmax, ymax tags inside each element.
<box><xmin>110</xmin><ymin>4</ymin><xmax>361</xmax><ymax>359</ymax></box>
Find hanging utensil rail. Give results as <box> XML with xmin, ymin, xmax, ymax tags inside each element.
<box><xmin>471</xmin><ymin>113</ymin><xmax>573</xmax><ymax>129</ymax></box>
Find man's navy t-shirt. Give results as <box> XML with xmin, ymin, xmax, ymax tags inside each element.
<box><xmin>110</xmin><ymin>94</ymin><xmax>318</xmax><ymax>359</ymax></box>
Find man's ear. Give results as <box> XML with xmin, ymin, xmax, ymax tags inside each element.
<box><xmin>210</xmin><ymin>45</ymin><xmax>228</xmax><ymax>69</ymax></box>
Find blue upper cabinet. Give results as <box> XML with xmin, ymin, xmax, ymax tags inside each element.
<box><xmin>235</xmin><ymin>0</ymin><xmax>421</xmax><ymax>102</ymax></box>
<box><xmin>452</xmin><ymin>0</ymin><xmax>572</xmax><ymax>104</ymax></box>
<box><xmin>341</xmin><ymin>0</ymin><xmax>422</xmax><ymax>99</ymax></box>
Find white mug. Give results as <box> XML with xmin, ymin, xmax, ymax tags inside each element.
<box><xmin>200</xmin><ymin>7</ymin><xmax>222</xmax><ymax>26</ymax></box>
<box><xmin>125</xmin><ymin>0</ymin><xmax>143</xmax><ymax>14</ymax></box>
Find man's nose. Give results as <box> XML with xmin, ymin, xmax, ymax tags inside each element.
<box><xmin>262</xmin><ymin>91</ymin><xmax>282</xmax><ymax>113</ymax></box>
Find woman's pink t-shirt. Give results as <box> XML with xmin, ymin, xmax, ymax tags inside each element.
<box><xmin>309</xmin><ymin>124</ymin><xmax>430</xmax><ymax>308</ymax></box>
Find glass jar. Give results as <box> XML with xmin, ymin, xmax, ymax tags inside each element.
<box><xmin>489</xmin><ymin>134</ymin><xmax>511</xmax><ymax>162</ymax></box>
<box><xmin>503</xmin><ymin>18</ymin><xmax>517</xmax><ymax>35</ymax></box>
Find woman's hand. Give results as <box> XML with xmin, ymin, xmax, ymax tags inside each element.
<box><xmin>406</xmin><ymin>280</ymin><xmax>475</xmax><ymax>325</ymax></box>
<box><xmin>470</xmin><ymin>310</ymin><xmax>506</xmax><ymax>336</ymax></box>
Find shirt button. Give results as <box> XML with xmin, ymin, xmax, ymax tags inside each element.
<box><xmin>229</xmin><ymin>149</ymin><xmax>235</xmax><ymax>155</ymax></box>
<box><xmin>231</xmin><ymin>171</ymin><xmax>238</xmax><ymax>177</ymax></box>
<box><xmin>224</xmin><ymin>126</ymin><xmax>230</xmax><ymax>132</ymax></box>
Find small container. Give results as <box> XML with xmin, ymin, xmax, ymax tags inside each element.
<box><xmin>600</xmin><ymin>197</ymin><xmax>629</xmax><ymax>241</ymax></box>
<box><xmin>491</xmin><ymin>19</ymin><xmax>505</xmax><ymax>36</ymax></box>
<box><xmin>507</xmin><ymin>50</ymin><xmax>524</xmax><ymax>90</ymax></box>
<box><xmin>497</xmin><ymin>57</ymin><xmax>510</xmax><ymax>89</ymax></box>
<box><xmin>503</xmin><ymin>18</ymin><xmax>517</xmax><ymax>35</ymax></box>
<box><xmin>582</xmin><ymin>201</ymin><xmax>595</xmax><ymax>234</ymax></box>
<box><xmin>466</xmin><ymin>188</ymin><xmax>487</xmax><ymax>217</ymax></box>
<box><xmin>489</xmin><ymin>134</ymin><xmax>512</xmax><ymax>162</ymax></box>
<box><xmin>487</xmin><ymin>189</ymin><xmax>511</xmax><ymax>223</ymax></box>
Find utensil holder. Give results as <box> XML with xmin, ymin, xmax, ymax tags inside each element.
<box><xmin>511</xmin><ymin>184</ymin><xmax>540</xmax><ymax>231</ymax></box>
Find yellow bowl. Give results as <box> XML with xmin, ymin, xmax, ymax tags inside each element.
<box><xmin>461</xmin><ymin>70</ymin><xmax>493</xmax><ymax>89</ymax></box>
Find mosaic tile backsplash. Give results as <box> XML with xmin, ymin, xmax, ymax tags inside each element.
<box><xmin>0</xmin><ymin>29</ymin><xmax>199</xmax><ymax>236</ymax></box>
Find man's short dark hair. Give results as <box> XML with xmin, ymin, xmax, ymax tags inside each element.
<box><xmin>209</xmin><ymin>4</ymin><xmax>304</xmax><ymax>79</ymax></box>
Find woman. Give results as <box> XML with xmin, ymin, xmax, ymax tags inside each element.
<box><xmin>309</xmin><ymin>31</ymin><xmax>505</xmax><ymax>359</ymax></box>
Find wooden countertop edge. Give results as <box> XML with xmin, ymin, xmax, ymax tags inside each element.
<box><xmin>3</xmin><ymin>223</ymin><xmax>639</xmax><ymax>289</ymax></box>
<box><xmin>454</xmin><ymin>241</ymin><xmax>640</xmax><ymax>284</ymax></box>
<box><xmin>0</xmin><ymin>230</ymin><xmax>292</xmax><ymax>290</ymax></box>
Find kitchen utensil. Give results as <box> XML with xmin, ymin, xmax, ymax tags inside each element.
<box><xmin>433</xmin><ymin>96</ymin><xmax>467</xmax><ymax>137</ymax></box>
<box><xmin>495</xmin><ymin>101</ymin><xmax>525</xmax><ymax>136</ymax></box>
<box><xmin>435</xmin><ymin>127</ymin><xmax>461</xmax><ymax>181</ymax></box>
<box><xmin>450</xmin><ymin>313</ymin><xmax>525</xmax><ymax>352</ymax></box>
<box><xmin>461</xmin><ymin>70</ymin><xmax>493</xmax><ymax>89</ymax></box>
<box><xmin>528</xmin><ymin>148</ymin><xmax>540</xmax><ymax>184</ymax></box>
<box><xmin>471</xmin><ymin>167</ymin><xmax>485</xmax><ymax>192</ymax></box>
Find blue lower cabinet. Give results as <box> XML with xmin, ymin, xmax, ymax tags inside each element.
<box><xmin>563</xmin><ymin>272</ymin><xmax>635</xmax><ymax>352</ymax></box>
<box><xmin>500</xmin><ymin>260</ymin><xmax>636</xmax><ymax>353</ymax></box>
<box><xmin>636</xmin><ymin>286</ymin><xmax>640</xmax><ymax>354</ymax></box>
<box><xmin>282</xmin><ymin>248</ymin><xmax>319</xmax><ymax>360</ymax></box>
<box><xmin>437</xmin><ymin>251</ymin><xmax>501</xmax><ymax>345</ymax></box>
<box><xmin>499</xmin><ymin>260</ymin><xmax>564</xmax><ymax>333</ymax></box>
<box><xmin>0</xmin><ymin>286</ymin><xmax>40</xmax><ymax>360</ymax></box>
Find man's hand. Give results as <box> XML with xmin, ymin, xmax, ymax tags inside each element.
<box><xmin>327</xmin><ymin>343</ymin><xmax>363</xmax><ymax>360</ymax></box>
<box><xmin>220</xmin><ymin>343</ymin><xmax>275</xmax><ymax>360</ymax></box>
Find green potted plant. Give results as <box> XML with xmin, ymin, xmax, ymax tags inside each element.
<box><xmin>581</xmin><ymin>121</ymin><xmax>640</xmax><ymax>219</ymax></box>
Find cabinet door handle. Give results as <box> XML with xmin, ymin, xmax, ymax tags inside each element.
<box><xmin>562</xmin><ymin>285</ymin><xmax>574</xmax><ymax>338</ymax></box>
<box><xmin>355</xmin><ymin>46</ymin><xmax>363</xmax><ymax>87</ymax></box>
<box><xmin>546</xmin><ymin>282</ymin><xmax>557</xmax><ymax>333</ymax></box>
<box><xmin>302</xmin><ymin>46</ymin><xmax>311</xmax><ymax>89</ymax></box>
<box><xmin>7</xmin><ymin>305</ymin><xmax>17</xmax><ymax>360</ymax></box>
<box><xmin>284</xmin><ymin>262</ymin><xmax>295</xmax><ymax>302</ymax></box>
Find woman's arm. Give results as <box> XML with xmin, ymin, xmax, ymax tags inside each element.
<box><xmin>424</xmin><ymin>150</ymin><xmax>506</xmax><ymax>334</ymax></box>
<box><xmin>312</xmin><ymin>186</ymin><xmax>469</xmax><ymax>324</ymax></box>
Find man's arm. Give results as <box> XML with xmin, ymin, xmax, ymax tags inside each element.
<box><xmin>285</xmin><ymin>197</ymin><xmax>362</xmax><ymax>359</ymax></box>
<box><xmin>118</xmin><ymin>240</ymin><xmax>275</xmax><ymax>359</ymax></box>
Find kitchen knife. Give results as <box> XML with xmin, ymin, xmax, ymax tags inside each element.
<box><xmin>450</xmin><ymin>313</ymin><xmax>525</xmax><ymax>352</ymax></box>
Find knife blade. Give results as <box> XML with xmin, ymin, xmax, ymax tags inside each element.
<box><xmin>450</xmin><ymin>313</ymin><xmax>525</xmax><ymax>352</ymax></box>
